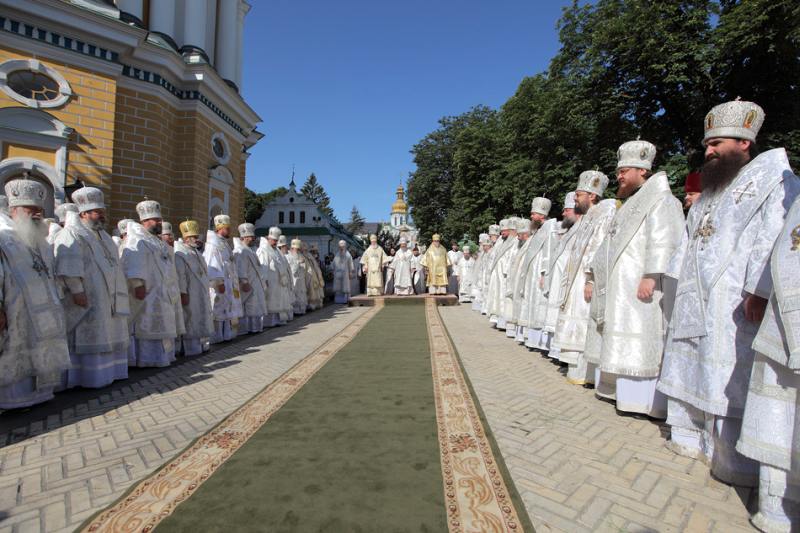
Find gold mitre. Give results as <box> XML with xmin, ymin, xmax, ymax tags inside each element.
<box><xmin>432</xmin><ymin>233</ymin><xmax>441</xmax><ymax>241</ymax></box>
<box><xmin>180</xmin><ymin>220</ymin><xmax>201</xmax><ymax>238</ymax></box>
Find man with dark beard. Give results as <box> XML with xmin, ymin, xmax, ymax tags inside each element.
<box><xmin>120</xmin><ymin>199</ymin><xmax>184</xmax><ymax>367</ymax></box>
<box><xmin>659</xmin><ymin>100</ymin><xmax>800</xmax><ymax>489</ymax></box>
<box><xmin>0</xmin><ymin>178</ymin><xmax>70</xmax><ymax>408</ymax></box>
<box><xmin>53</xmin><ymin>187</ymin><xmax>129</xmax><ymax>388</ymax></box>
<box><xmin>174</xmin><ymin>220</ymin><xmax>214</xmax><ymax>356</ymax></box>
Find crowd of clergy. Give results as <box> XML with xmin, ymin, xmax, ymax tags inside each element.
<box><xmin>460</xmin><ymin>99</ymin><xmax>800</xmax><ymax>533</ymax></box>
<box><xmin>0</xmin><ymin>184</ymin><xmax>366</xmax><ymax>411</ymax></box>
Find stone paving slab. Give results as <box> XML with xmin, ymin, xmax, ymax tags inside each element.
<box><xmin>439</xmin><ymin>304</ymin><xmax>756</xmax><ymax>533</ymax></box>
<box><xmin>0</xmin><ymin>305</ymin><xmax>369</xmax><ymax>533</ymax></box>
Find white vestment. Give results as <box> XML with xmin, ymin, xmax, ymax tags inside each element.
<box><xmin>203</xmin><ymin>231</ymin><xmax>242</xmax><ymax>343</ymax></box>
<box><xmin>120</xmin><ymin>222</ymin><xmax>183</xmax><ymax>367</ymax></box>
<box><xmin>0</xmin><ymin>214</ymin><xmax>70</xmax><ymax>408</ymax></box>
<box><xmin>469</xmin><ymin>249</ymin><xmax>486</xmax><ymax>310</ymax></box>
<box><xmin>481</xmin><ymin>241</ymin><xmax>498</xmax><ymax>313</ymax></box>
<box><xmin>519</xmin><ymin>220</ymin><xmax>559</xmax><ymax>349</ymax></box>
<box><xmin>504</xmin><ymin>237</ymin><xmax>529</xmax><ymax>328</ymax></box>
<box><xmin>447</xmin><ymin>249</ymin><xmax>461</xmax><ymax>294</ymax></box>
<box><xmin>411</xmin><ymin>254</ymin><xmax>426</xmax><ymax>294</ymax></box>
<box><xmin>659</xmin><ymin>148</ymin><xmax>800</xmax><ymax>485</ymax></box>
<box><xmin>54</xmin><ymin>213</ymin><xmax>130</xmax><ymax>388</ymax></box>
<box><xmin>175</xmin><ymin>240</ymin><xmax>214</xmax><ymax>355</ymax></box>
<box><xmin>736</xmin><ymin>196</ymin><xmax>800</xmax><ymax>532</ymax></box>
<box><xmin>333</xmin><ymin>250</ymin><xmax>355</xmax><ymax>303</ymax></box>
<box><xmin>287</xmin><ymin>250</ymin><xmax>309</xmax><ymax>314</ymax></box>
<box><xmin>257</xmin><ymin>238</ymin><xmax>292</xmax><ymax>325</ymax></box>
<box><xmin>390</xmin><ymin>248</ymin><xmax>414</xmax><ymax>295</ymax></box>
<box><xmin>363</xmin><ymin>244</ymin><xmax>389</xmax><ymax>296</ymax></box>
<box><xmin>591</xmin><ymin>172</ymin><xmax>683</xmax><ymax>417</ymax></box>
<box><xmin>233</xmin><ymin>239</ymin><xmax>267</xmax><ymax>333</ymax></box>
<box><xmin>555</xmin><ymin>200</ymin><xmax>616</xmax><ymax>381</ymax></box>
<box><xmin>538</xmin><ymin>220</ymin><xmax>583</xmax><ymax>355</ymax></box>
<box><xmin>486</xmin><ymin>236</ymin><xmax>515</xmax><ymax>324</ymax></box>
<box><xmin>457</xmin><ymin>256</ymin><xmax>475</xmax><ymax>303</ymax></box>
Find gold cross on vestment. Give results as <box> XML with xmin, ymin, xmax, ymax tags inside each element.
<box><xmin>791</xmin><ymin>225</ymin><xmax>800</xmax><ymax>251</ymax></box>
<box><xmin>695</xmin><ymin>221</ymin><xmax>715</xmax><ymax>243</ymax></box>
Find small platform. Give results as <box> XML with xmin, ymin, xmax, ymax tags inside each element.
<box><xmin>349</xmin><ymin>294</ymin><xmax>460</xmax><ymax>307</ymax></box>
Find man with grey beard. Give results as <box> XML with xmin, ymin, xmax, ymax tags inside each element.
<box><xmin>659</xmin><ymin>100</ymin><xmax>800</xmax><ymax>489</ymax></box>
<box><xmin>0</xmin><ymin>178</ymin><xmax>70</xmax><ymax>408</ymax></box>
<box><xmin>53</xmin><ymin>187</ymin><xmax>130</xmax><ymax>388</ymax></box>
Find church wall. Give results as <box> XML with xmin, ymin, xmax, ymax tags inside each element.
<box><xmin>0</xmin><ymin>44</ymin><xmax>117</xmax><ymax>190</ymax></box>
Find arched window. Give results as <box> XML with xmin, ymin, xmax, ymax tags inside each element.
<box><xmin>289</xmin><ymin>211</ymin><xmax>295</xmax><ymax>224</ymax></box>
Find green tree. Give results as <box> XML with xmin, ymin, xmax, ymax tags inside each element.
<box><xmin>300</xmin><ymin>172</ymin><xmax>334</xmax><ymax>217</ymax></box>
<box><xmin>345</xmin><ymin>205</ymin><xmax>365</xmax><ymax>234</ymax></box>
<box><xmin>243</xmin><ymin>186</ymin><xmax>288</xmax><ymax>223</ymax></box>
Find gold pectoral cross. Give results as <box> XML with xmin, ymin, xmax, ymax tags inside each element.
<box><xmin>791</xmin><ymin>225</ymin><xmax>800</xmax><ymax>251</ymax></box>
<box><xmin>695</xmin><ymin>221</ymin><xmax>715</xmax><ymax>243</ymax></box>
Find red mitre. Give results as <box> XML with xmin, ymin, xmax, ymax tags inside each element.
<box><xmin>684</xmin><ymin>171</ymin><xmax>701</xmax><ymax>193</ymax></box>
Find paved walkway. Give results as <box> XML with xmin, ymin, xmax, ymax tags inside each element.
<box><xmin>440</xmin><ymin>304</ymin><xmax>756</xmax><ymax>533</ymax></box>
<box><xmin>0</xmin><ymin>305</ymin><xmax>369</xmax><ymax>533</ymax></box>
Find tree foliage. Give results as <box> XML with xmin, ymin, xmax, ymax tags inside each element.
<box><xmin>244</xmin><ymin>186</ymin><xmax>288</xmax><ymax>223</ymax></box>
<box><xmin>345</xmin><ymin>205</ymin><xmax>366</xmax><ymax>235</ymax></box>
<box><xmin>407</xmin><ymin>0</ymin><xmax>800</xmax><ymax>241</ymax></box>
<box><xmin>300</xmin><ymin>172</ymin><xmax>334</xmax><ymax>218</ymax></box>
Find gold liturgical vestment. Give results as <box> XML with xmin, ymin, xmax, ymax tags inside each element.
<box><xmin>420</xmin><ymin>244</ymin><xmax>450</xmax><ymax>287</ymax></box>
<box><xmin>362</xmin><ymin>244</ymin><xmax>389</xmax><ymax>296</ymax></box>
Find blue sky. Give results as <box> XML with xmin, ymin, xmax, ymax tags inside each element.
<box><xmin>241</xmin><ymin>0</ymin><xmax>571</xmax><ymax>222</ymax></box>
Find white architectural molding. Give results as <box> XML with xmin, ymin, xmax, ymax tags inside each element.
<box><xmin>0</xmin><ymin>59</ymin><xmax>72</xmax><ymax>109</ymax></box>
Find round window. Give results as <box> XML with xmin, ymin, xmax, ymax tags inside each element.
<box><xmin>210</xmin><ymin>132</ymin><xmax>231</xmax><ymax>164</ymax></box>
<box><xmin>7</xmin><ymin>70</ymin><xmax>60</xmax><ymax>102</ymax></box>
<box><xmin>0</xmin><ymin>60</ymin><xmax>72</xmax><ymax>109</ymax></box>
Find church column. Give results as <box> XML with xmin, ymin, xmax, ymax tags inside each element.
<box><xmin>215</xmin><ymin>0</ymin><xmax>238</xmax><ymax>83</ymax></box>
<box><xmin>181</xmin><ymin>0</ymin><xmax>211</xmax><ymax>61</ymax></box>
<box><xmin>234</xmin><ymin>1</ymin><xmax>250</xmax><ymax>88</ymax></box>
<box><xmin>116</xmin><ymin>0</ymin><xmax>144</xmax><ymax>20</ymax></box>
<box><xmin>149</xmin><ymin>0</ymin><xmax>176</xmax><ymax>41</ymax></box>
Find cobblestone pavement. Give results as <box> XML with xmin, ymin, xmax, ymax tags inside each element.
<box><xmin>0</xmin><ymin>305</ymin><xmax>369</xmax><ymax>533</ymax></box>
<box><xmin>440</xmin><ymin>304</ymin><xmax>756</xmax><ymax>533</ymax></box>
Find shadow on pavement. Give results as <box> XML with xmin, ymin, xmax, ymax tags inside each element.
<box><xmin>0</xmin><ymin>303</ymin><xmax>354</xmax><ymax>447</ymax></box>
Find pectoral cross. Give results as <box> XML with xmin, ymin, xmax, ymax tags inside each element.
<box><xmin>695</xmin><ymin>221</ymin><xmax>715</xmax><ymax>243</ymax></box>
<box><xmin>791</xmin><ymin>225</ymin><xmax>800</xmax><ymax>251</ymax></box>
<box><xmin>732</xmin><ymin>182</ymin><xmax>755</xmax><ymax>204</ymax></box>
<box><xmin>30</xmin><ymin>249</ymin><xmax>50</xmax><ymax>277</ymax></box>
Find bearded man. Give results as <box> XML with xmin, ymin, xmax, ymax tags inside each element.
<box><xmin>204</xmin><ymin>215</ymin><xmax>242</xmax><ymax>343</ymax></box>
<box><xmin>486</xmin><ymin>219</ymin><xmax>516</xmax><ymax>326</ymax></box>
<box><xmin>362</xmin><ymin>234</ymin><xmax>389</xmax><ymax>296</ymax></box>
<box><xmin>233</xmin><ymin>223</ymin><xmax>267</xmax><ymax>334</ymax></box>
<box><xmin>257</xmin><ymin>227</ymin><xmax>292</xmax><ymax>326</ymax></box>
<box><xmin>54</xmin><ymin>187</ymin><xmax>130</xmax><ymax>388</ymax></box>
<box><xmin>174</xmin><ymin>220</ymin><xmax>214</xmax><ymax>356</ymax></box>
<box><xmin>503</xmin><ymin>218</ymin><xmax>530</xmax><ymax>338</ymax></box>
<box><xmin>0</xmin><ymin>179</ymin><xmax>70</xmax><ymax>408</ymax></box>
<box><xmin>555</xmin><ymin>173</ymin><xmax>616</xmax><ymax>383</ymax></box>
<box><xmin>659</xmin><ymin>100</ymin><xmax>800</xmax><ymax>486</ymax></box>
<box><xmin>287</xmin><ymin>238</ymin><xmax>309</xmax><ymax>314</ymax></box>
<box><xmin>332</xmin><ymin>240</ymin><xmax>355</xmax><ymax>303</ymax></box>
<box><xmin>521</xmin><ymin>199</ymin><xmax>560</xmax><ymax>351</ymax></box>
<box><xmin>121</xmin><ymin>199</ymin><xmax>184</xmax><ymax>367</ymax></box>
<box><xmin>537</xmin><ymin>192</ymin><xmax>582</xmax><ymax>355</ymax></box>
<box><xmin>421</xmin><ymin>234</ymin><xmax>451</xmax><ymax>295</ymax></box>
<box><xmin>389</xmin><ymin>237</ymin><xmax>414</xmax><ymax>295</ymax></box>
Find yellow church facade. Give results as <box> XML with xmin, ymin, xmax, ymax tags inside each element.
<box><xmin>0</xmin><ymin>0</ymin><xmax>261</xmax><ymax>230</ymax></box>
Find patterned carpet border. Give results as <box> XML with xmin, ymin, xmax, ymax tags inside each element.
<box><xmin>81</xmin><ymin>303</ymin><xmax>383</xmax><ymax>533</ymax></box>
<box><xmin>426</xmin><ymin>299</ymin><xmax>523</xmax><ymax>533</ymax></box>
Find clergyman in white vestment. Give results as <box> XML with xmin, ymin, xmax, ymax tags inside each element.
<box><xmin>659</xmin><ymin>100</ymin><xmax>800</xmax><ymax>486</ymax></box>
<box><xmin>175</xmin><ymin>220</ymin><xmax>214</xmax><ymax>356</ymax></box>
<box><xmin>332</xmin><ymin>240</ymin><xmax>355</xmax><ymax>303</ymax></box>
<box><xmin>0</xmin><ymin>179</ymin><xmax>70</xmax><ymax>409</ymax></box>
<box><xmin>54</xmin><ymin>187</ymin><xmax>129</xmax><ymax>389</ymax></box>
<box><xmin>204</xmin><ymin>215</ymin><xmax>243</xmax><ymax>343</ymax></box>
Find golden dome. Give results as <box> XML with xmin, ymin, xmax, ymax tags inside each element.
<box><xmin>391</xmin><ymin>185</ymin><xmax>407</xmax><ymax>214</ymax></box>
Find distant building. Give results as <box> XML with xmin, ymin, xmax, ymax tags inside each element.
<box><xmin>253</xmin><ymin>177</ymin><xmax>361</xmax><ymax>254</ymax></box>
<box><xmin>359</xmin><ymin>184</ymin><xmax>418</xmax><ymax>247</ymax></box>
